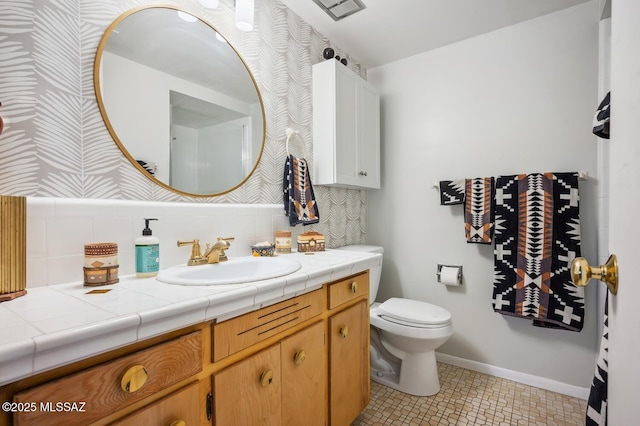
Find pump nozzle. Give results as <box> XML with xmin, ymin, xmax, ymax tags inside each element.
<box><xmin>142</xmin><ymin>218</ymin><xmax>158</xmax><ymax>236</ymax></box>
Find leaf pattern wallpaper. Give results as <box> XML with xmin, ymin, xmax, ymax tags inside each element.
<box><xmin>0</xmin><ymin>0</ymin><xmax>368</xmax><ymax>247</ymax></box>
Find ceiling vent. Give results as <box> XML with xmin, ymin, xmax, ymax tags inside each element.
<box><xmin>312</xmin><ymin>0</ymin><xmax>366</xmax><ymax>21</ymax></box>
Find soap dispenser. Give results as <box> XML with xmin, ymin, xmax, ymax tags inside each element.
<box><xmin>135</xmin><ymin>218</ymin><xmax>159</xmax><ymax>278</ymax></box>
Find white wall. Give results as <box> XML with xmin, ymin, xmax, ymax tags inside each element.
<box><xmin>102</xmin><ymin>52</ymin><xmax>255</xmax><ymax>184</ymax></box>
<box><xmin>197</xmin><ymin>120</ymin><xmax>245</xmax><ymax>193</ymax></box>
<box><xmin>367</xmin><ymin>2</ymin><xmax>600</xmax><ymax>388</ymax></box>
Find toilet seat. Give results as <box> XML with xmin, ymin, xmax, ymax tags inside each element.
<box><xmin>377</xmin><ymin>298</ymin><xmax>452</xmax><ymax>329</ymax></box>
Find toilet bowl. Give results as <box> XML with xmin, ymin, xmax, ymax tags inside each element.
<box><xmin>336</xmin><ymin>245</ymin><xmax>453</xmax><ymax>396</ymax></box>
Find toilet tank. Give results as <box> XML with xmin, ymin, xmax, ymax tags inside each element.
<box><xmin>335</xmin><ymin>245</ymin><xmax>383</xmax><ymax>304</ymax></box>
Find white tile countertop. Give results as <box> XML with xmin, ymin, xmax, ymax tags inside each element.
<box><xmin>0</xmin><ymin>250</ymin><xmax>381</xmax><ymax>386</ymax></box>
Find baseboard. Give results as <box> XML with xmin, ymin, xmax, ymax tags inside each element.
<box><xmin>435</xmin><ymin>352</ymin><xmax>589</xmax><ymax>400</ymax></box>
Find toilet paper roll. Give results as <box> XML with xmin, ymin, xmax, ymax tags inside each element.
<box><xmin>440</xmin><ymin>266</ymin><xmax>462</xmax><ymax>286</ymax></box>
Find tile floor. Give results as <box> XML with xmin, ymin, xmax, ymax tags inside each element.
<box><xmin>352</xmin><ymin>363</ymin><xmax>587</xmax><ymax>425</ymax></box>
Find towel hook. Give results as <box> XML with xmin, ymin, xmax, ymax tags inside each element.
<box><xmin>286</xmin><ymin>128</ymin><xmax>304</xmax><ymax>157</ymax></box>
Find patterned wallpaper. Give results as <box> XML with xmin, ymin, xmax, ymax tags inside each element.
<box><xmin>0</xmin><ymin>0</ymin><xmax>368</xmax><ymax>248</ymax></box>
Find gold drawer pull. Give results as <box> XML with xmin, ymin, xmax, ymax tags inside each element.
<box><xmin>260</xmin><ymin>369</ymin><xmax>274</xmax><ymax>387</ymax></box>
<box><xmin>340</xmin><ymin>326</ymin><xmax>349</xmax><ymax>338</ymax></box>
<box><xmin>121</xmin><ymin>365</ymin><xmax>148</xmax><ymax>393</ymax></box>
<box><xmin>350</xmin><ymin>281</ymin><xmax>358</xmax><ymax>293</ymax></box>
<box><xmin>169</xmin><ymin>421</ymin><xmax>186</xmax><ymax>426</ymax></box>
<box><xmin>294</xmin><ymin>350</ymin><xmax>306</xmax><ymax>365</ymax></box>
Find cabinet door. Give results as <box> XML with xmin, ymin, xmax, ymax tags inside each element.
<box><xmin>214</xmin><ymin>344</ymin><xmax>281</xmax><ymax>426</ymax></box>
<box><xmin>335</xmin><ymin>66</ymin><xmax>359</xmax><ymax>186</ymax></box>
<box><xmin>329</xmin><ymin>300</ymin><xmax>370</xmax><ymax>426</ymax></box>
<box><xmin>281</xmin><ymin>321</ymin><xmax>326</xmax><ymax>426</ymax></box>
<box><xmin>357</xmin><ymin>82</ymin><xmax>380</xmax><ymax>189</ymax></box>
<box><xmin>112</xmin><ymin>381</ymin><xmax>200</xmax><ymax>426</ymax></box>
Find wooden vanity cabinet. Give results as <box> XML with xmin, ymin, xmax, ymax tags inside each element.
<box><xmin>326</xmin><ymin>275</ymin><xmax>370</xmax><ymax>426</ymax></box>
<box><xmin>0</xmin><ymin>270</ymin><xmax>370</xmax><ymax>426</ymax></box>
<box><xmin>211</xmin><ymin>271</ymin><xmax>370</xmax><ymax>426</ymax></box>
<box><xmin>213</xmin><ymin>321</ymin><xmax>325</xmax><ymax>426</ymax></box>
<box><xmin>328</xmin><ymin>301</ymin><xmax>369</xmax><ymax>426</ymax></box>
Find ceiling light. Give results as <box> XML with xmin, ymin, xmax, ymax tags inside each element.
<box><xmin>177</xmin><ymin>11</ymin><xmax>198</xmax><ymax>23</ymax></box>
<box><xmin>198</xmin><ymin>0</ymin><xmax>219</xmax><ymax>8</ymax></box>
<box><xmin>312</xmin><ymin>0</ymin><xmax>366</xmax><ymax>21</ymax></box>
<box><xmin>235</xmin><ymin>0</ymin><xmax>255</xmax><ymax>31</ymax></box>
<box><xmin>216</xmin><ymin>32</ymin><xmax>227</xmax><ymax>43</ymax></box>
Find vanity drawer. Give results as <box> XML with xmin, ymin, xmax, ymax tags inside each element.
<box><xmin>111</xmin><ymin>381</ymin><xmax>200</xmax><ymax>426</ymax></box>
<box><xmin>213</xmin><ymin>289</ymin><xmax>323</xmax><ymax>361</ymax></box>
<box><xmin>13</xmin><ymin>331</ymin><xmax>202</xmax><ymax>426</ymax></box>
<box><xmin>327</xmin><ymin>271</ymin><xmax>369</xmax><ymax>310</ymax></box>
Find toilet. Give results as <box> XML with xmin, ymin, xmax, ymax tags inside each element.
<box><xmin>336</xmin><ymin>245</ymin><xmax>453</xmax><ymax>396</ymax></box>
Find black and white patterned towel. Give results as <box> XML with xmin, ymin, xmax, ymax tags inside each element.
<box><xmin>136</xmin><ymin>160</ymin><xmax>156</xmax><ymax>175</ymax></box>
<box><xmin>464</xmin><ymin>177</ymin><xmax>494</xmax><ymax>244</ymax></box>
<box><xmin>283</xmin><ymin>155</ymin><xmax>320</xmax><ymax>226</ymax></box>
<box><xmin>439</xmin><ymin>180</ymin><xmax>466</xmax><ymax>205</ymax></box>
<box><xmin>492</xmin><ymin>172</ymin><xmax>584</xmax><ymax>331</ymax></box>
<box><xmin>593</xmin><ymin>91</ymin><xmax>610</xmax><ymax>139</ymax></box>
<box><xmin>586</xmin><ymin>293</ymin><xmax>608</xmax><ymax>425</ymax></box>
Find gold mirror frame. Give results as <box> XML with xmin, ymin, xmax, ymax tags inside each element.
<box><xmin>93</xmin><ymin>5</ymin><xmax>265</xmax><ymax>198</ymax></box>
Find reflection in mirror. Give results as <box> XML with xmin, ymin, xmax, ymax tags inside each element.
<box><xmin>94</xmin><ymin>6</ymin><xmax>265</xmax><ymax>196</ymax></box>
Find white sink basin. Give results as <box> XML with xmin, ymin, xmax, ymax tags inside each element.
<box><xmin>156</xmin><ymin>256</ymin><xmax>302</xmax><ymax>286</ymax></box>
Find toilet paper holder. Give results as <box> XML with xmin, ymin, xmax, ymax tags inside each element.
<box><xmin>436</xmin><ymin>264</ymin><xmax>463</xmax><ymax>285</ymax></box>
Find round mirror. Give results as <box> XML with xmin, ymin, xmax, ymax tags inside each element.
<box><xmin>94</xmin><ymin>6</ymin><xmax>265</xmax><ymax>197</ymax></box>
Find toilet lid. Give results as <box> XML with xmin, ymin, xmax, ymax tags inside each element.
<box><xmin>377</xmin><ymin>298</ymin><xmax>452</xmax><ymax>328</ymax></box>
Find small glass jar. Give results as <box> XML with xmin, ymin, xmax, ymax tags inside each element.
<box><xmin>275</xmin><ymin>231</ymin><xmax>292</xmax><ymax>254</ymax></box>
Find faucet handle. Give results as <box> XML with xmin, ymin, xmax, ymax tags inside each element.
<box><xmin>177</xmin><ymin>239</ymin><xmax>208</xmax><ymax>266</ymax></box>
<box><xmin>217</xmin><ymin>237</ymin><xmax>235</xmax><ymax>243</ymax></box>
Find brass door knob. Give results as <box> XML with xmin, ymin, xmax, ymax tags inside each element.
<box><xmin>571</xmin><ymin>254</ymin><xmax>618</xmax><ymax>295</ymax></box>
<box><xmin>351</xmin><ymin>281</ymin><xmax>358</xmax><ymax>293</ymax></box>
<box><xmin>169</xmin><ymin>421</ymin><xmax>186</xmax><ymax>426</ymax></box>
<box><xmin>121</xmin><ymin>365</ymin><xmax>148</xmax><ymax>393</ymax></box>
<box><xmin>260</xmin><ymin>369</ymin><xmax>274</xmax><ymax>387</ymax></box>
<box><xmin>340</xmin><ymin>326</ymin><xmax>349</xmax><ymax>338</ymax></box>
<box><xmin>294</xmin><ymin>350</ymin><xmax>306</xmax><ymax>365</ymax></box>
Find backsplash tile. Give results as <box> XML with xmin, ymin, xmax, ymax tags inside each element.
<box><xmin>25</xmin><ymin>197</ymin><xmax>309</xmax><ymax>288</ymax></box>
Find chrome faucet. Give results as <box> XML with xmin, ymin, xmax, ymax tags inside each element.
<box><xmin>204</xmin><ymin>237</ymin><xmax>234</xmax><ymax>264</ymax></box>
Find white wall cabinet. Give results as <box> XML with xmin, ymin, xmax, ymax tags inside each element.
<box><xmin>313</xmin><ymin>60</ymin><xmax>380</xmax><ymax>189</ymax></box>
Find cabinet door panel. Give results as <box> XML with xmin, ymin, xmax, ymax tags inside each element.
<box><xmin>329</xmin><ymin>300</ymin><xmax>370</xmax><ymax>426</ymax></box>
<box><xmin>214</xmin><ymin>344</ymin><xmax>281</xmax><ymax>426</ymax></box>
<box><xmin>335</xmin><ymin>66</ymin><xmax>359</xmax><ymax>186</ymax></box>
<box><xmin>357</xmin><ymin>82</ymin><xmax>380</xmax><ymax>188</ymax></box>
<box><xmin>281</xmin><ymin>321</ymin><xmax>326</xmax><ymax>426</ymax></box>
<box><xmin>112</xmin><ymin>382</ymin><xmax>200</xmax><ymax>426</ymax></box>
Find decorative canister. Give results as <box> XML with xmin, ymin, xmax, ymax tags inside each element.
<box><xmin>83</xmin><ymin>242</ymin><xmax>119</xmax><ymax>286</ymax></box>
<box><xmin>297</xmin><ymin>231</ymin><xmax>325</xmax><ymax>253</ymax></box>
<box><xmin>275</xmin><ymin>231</ymin><xmax>292</xmax><ymax>254</ymax></box>
<box><xmin>84</xmin><ymin>242</ymin><xmax>118</xmax><ymax>268</ymax></box>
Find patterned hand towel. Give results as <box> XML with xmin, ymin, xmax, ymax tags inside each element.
<box><xmin>464</xmin><ymin>177</ymin><xmax>494</xmax><ymax>244</ymax></box>
<box><xmin>439</xmin><ymin>180</ymin><xmax>466</xmax><ymax>205</ymax></box>
<box><xmin>492</xmin><ymin>172</ymin><xmax>584</xmax><ymax>331</ymax></box>
<box><xmin>283</xmin><ymin>155</ymin><xmax>320</xmax><ymax>226</ymax></box>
